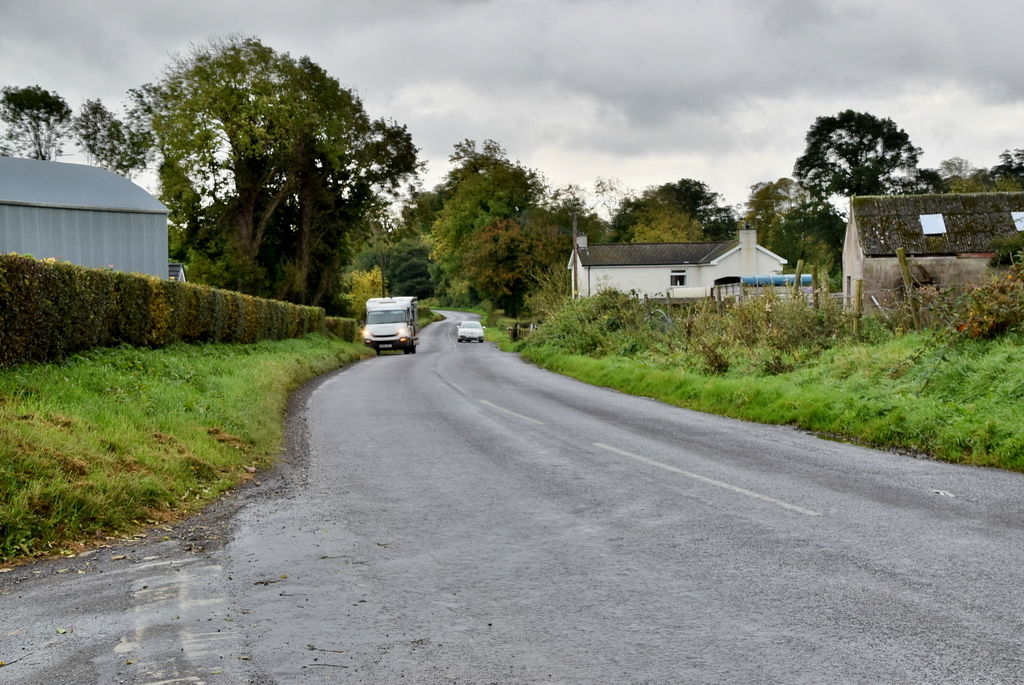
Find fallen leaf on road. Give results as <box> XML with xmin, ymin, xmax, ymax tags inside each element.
<box><xmin>56</xmin><ymin>628</ymin><xmax>67</xmax><ymax>634</ymax></box>
<box><xmin>111</xmin><ymin>555</ymin><xmax>127</xmax><ymax>561</ymax></box>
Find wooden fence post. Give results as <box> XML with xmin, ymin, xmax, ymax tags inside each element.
<box><xmin>811</xmin><ymin>265</ymin><xmax>820</xmax><ymax>310</ymax></box>
<box><xmin>896</xmin><ymin>247</ymin><xmax>922</xmax><ymax>332</ymax></box>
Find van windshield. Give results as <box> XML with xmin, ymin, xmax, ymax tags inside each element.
<box><xmin>367</xmin><ymin>309</ymin><xmax>407</xmax><ymax>324</ymax></box>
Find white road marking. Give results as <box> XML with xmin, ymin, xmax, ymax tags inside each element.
<box><xmin>594</xmin><ymin>443</ymin><xmax>820</xmax><ymax>517</ymax></box>
<box><xmin>480</xmin><ymin>400</ymin><xmax>546</xmax><ymax>425</ymax></box>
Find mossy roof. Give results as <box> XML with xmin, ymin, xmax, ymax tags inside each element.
<box><xmin>851</xmin><ymin>193</ymin><xmax>1024</xmax><ymax>257</ymax></box>
<box><xmin>578</xmin><ymin>241</ymin><xmax>737</xmax><ymax>267</ymax></box>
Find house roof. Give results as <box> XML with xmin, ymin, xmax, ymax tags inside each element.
<box><xmin>0</xmin><ymin>156</ymin><xmax>166</xmax><ymax>214</ymax></box>
<box><xmin>578</xmin><ymin>241</ymin><xmax>738</xmax><ymax>267</ymax></box>
<box><xmin>851</xmin><ymin>193</ymin><xmax>1024</xmax><ymax>257</ymax></box>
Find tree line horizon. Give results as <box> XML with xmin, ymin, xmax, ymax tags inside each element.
<box><xmin>3</xmin><ymin>35</ymin><xmax>1024</xmax><ymax>317</ymax></box>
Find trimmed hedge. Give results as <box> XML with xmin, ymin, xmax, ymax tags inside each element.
<box><xmin>0</xmin><ymin>254</ymin><xmax>328</xmax><ymax>367</ymax></box>
<box><xmin>325</xmin><ymin>316</ymin><xmax>359</xmax><ymax>343</ymax></box>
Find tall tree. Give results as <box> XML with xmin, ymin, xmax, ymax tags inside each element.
<box><xmin>72</xmin><ymin>98</ymin><xmax>152</xmax><ymax>177</ymax></box>
<box><xmin>744</xmin><ymin>178</ymin><xmax>807</xmax><ymax>233</ymax></box>
<box><xmin>0</xmin><ymin>85</ymin><xmax>73</xmax><ymax>160</ymax></box>
<box><xmin>383</xmin><ymin>238</ymin><xmax>435</xmax><ymax>300</ymax></box>
<box><xmin>148</xmin><ymin>36</ymin><xmax>418</xmax><ymax>305</ymax></box>
<box><xmin>430</xmin><ymin>139</ymin><xmax>545</xmax><ymax>278</ymax></box>
<box><xmin>793</xmin><ymin>109</ymin><xmax>924</xmax><ymax>199</ymax></box>
<box><xmin>991</xmin><ymin>149</ymin><xmax>1024</xmax><ymax>190</ymax></box>
<box><xmin>744</xmin><ymin>178</ymin><xmax>844</xmax><ymax>267</ymax></box>
<box><xmin>611</xmin><ymin>178</ymin><xmax>736</xmax><ymax>242</ymax></box>
<box><xmin>462</xmin><ymin>216</ymin><xmax>569</xmax><ymax>316</ymax></box>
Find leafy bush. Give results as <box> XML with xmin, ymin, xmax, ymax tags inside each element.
<box><xmin>953</xmin><ymin>262</ymin><xmax>1024</xmax><ymax>339</ymax></box>
<box><xmin>524</xmin><ymin>285</ymin><xmax>857</xmax><ymax>375</ymax></box>
<box><xmin>525</xmin><ymin>290</ymin><xmax>666</xmax><ymax>357</ymax></box>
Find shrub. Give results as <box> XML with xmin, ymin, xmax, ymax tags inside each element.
<box><xmin>524</xmin><ymin>286</ymin><xmax>857</xmax><ymax>374</ymax></box>
<box><xmin>326</xmin><ymin>317</ymin><xmax>359</xmax><ymax>342</ymax></box>
<box><xmin>954</xmin><ymin>262</ymin><xmax>1024</xmax><ymax>339</ymax></box>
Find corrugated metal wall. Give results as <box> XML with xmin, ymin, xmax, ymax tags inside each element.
<box><xmin>0</xmin><ymin>204</ymin><xmax>168</xmax><ymax>278</ymax></box>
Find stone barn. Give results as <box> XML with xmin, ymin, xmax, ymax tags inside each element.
<box><xmin>843</xmin><ymin>193</ymin><xmax>1024</xmax><ymax>310</ymax></box>
<box><xmin>0</xmin><ymin>157</ymin><xmax>169</xmax><ymax>278</ymax></box>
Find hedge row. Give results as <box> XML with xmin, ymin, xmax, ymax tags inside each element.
<box><xmin>0</xmin><ymin>254</ymin><xmax>329</xmax><ymax>367</ymax></box>
<box><xmin>325</xmin><ymin>316</ymin><xmax>359</xmax><ymax>343</ymax></box>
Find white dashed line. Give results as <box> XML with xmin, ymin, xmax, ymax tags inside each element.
<box><xmin>480</xmin><ymin>400</ymin><xmax>546</xmax><ymax>425</ymax></box>
<box><xmin>594</xmin><ymin>442</ymin><xmax>820</xmax><ymax>516</ymax></box>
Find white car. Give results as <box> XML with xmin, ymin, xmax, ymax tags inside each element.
<box><xmin>456</xmin><ymin>320</ymin><xmax>485</xmax><ymax>343</ymax></box>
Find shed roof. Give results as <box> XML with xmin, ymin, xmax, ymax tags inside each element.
<box><xmin>851</xmin><ymin>193</ymin><xmax>1024</xmax><ymax>257</ymax></box>
<box><xmin>578</xmin><ymin>241</ymin><xmax>737</xmax><ymax>267</ymax></box>
<box><xmin>0</xmin><ymin>156</ymin><xmax>166</xmax><ymax>214</ymax></box>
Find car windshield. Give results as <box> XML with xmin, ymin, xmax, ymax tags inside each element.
<box><xmin>460</xmin><ymin>322</ymin><xmax>481</xmax><ymax>329</ymax></box>
<box><xmin>367</xmin><ymin>309</ymin><xmax>407</xmax><ymax>324</ymax></box>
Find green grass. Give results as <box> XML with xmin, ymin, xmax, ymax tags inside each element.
<box><xmin>0</xmin><ymin>335</ymin><xmax>370</xmax><ymax>562</ymax></box>
<box><xmin>520</xmin><ymin>334</ymin><xmax>1024</xmax><ymax>471</ymax></box>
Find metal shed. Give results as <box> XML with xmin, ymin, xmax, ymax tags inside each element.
<box><xmin>0</xmin><ymin>157</ymin><xmax>168</xmax><ymax>278</ymax></box>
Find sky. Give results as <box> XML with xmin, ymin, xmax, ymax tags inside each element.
<box><xmin>2</xmin><ymin>0</ymin><xmax>1023</xmax><ymax>212</ymax></box>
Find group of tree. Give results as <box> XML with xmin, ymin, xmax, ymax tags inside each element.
<box><xmin>151</xmin><ymin>37</ymin><xmax>419</xmax><ymax>306</ymax></box>
<box><xmin>1</xmin><ymin>36</ymin><xmax>420</xmax><ymax>312</ymax></box>
<box><xmin>409</xmin><ymin>140</ymin><xmax>588</xmax><ymax>316</ymax></box>
<box><xmin>7</xmin><ymin>56</ymin><xmax>1024</xmax><ymax>318</ymax></box>
<box><xmin>0</xmin><ymin>84</ymin><xmax>150</xmax><ymax>174</ymax></box>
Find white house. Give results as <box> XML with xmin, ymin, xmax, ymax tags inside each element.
<box><xmin>569</xmin><ymin>228</ymin><xmax>787</xmax><ymax>298</ymax></box>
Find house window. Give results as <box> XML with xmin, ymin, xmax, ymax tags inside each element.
<box><xmin>919</xmin><ymin>214</ymin><xmax>946</xmax><ymax>235</ymax></box>
<box><xmin>1012</xmin><ymin>212</ymin><xmax>1024</xmax><ymax>232</ymax></box>
<box><xmin>670</xmin><ymin>270</ymin><xmax>687</xmax><ymax>286</ymax></box>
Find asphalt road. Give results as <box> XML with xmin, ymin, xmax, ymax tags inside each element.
<box><xmin>3</xmin><ymin>311</ymin><xmax>1024</xmax><ymax>684</ymax></box>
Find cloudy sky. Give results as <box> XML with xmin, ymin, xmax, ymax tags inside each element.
<box><xmin>2</xmin><ymin>0</ymin><xmax>1023</xmax><ymax>210</ymax></box>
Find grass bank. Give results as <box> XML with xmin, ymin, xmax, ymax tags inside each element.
<box><xmin>0</xmin><ymin>336</ymin><xmax>369</xmax><ymax>562</ymax></box>
<box><xmin>514</xmin><ymin>288</ymin><xmax>1024</xmax><ymax>472</ymax></box>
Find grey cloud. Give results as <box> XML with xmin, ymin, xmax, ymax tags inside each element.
<box><xmin>1</xmin><ymin>0</ymin><xmax>1022</xmax><ymax>204</ymax></box>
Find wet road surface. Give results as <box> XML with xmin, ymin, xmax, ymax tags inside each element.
<box><xmin>4</xmin><ymin>311</ymin><xmax>1024</xmax><ymax>683</ymax></box>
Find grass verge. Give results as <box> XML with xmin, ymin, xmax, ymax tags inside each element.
<box><xmin>0</xmin><ymin>335</ymin><xmax>369</xmax><ymax>562</ymax></box>
<box><xmin>520</xmin><ymin>334</ymin><xmax>1024</xmax><ymax>472</ymax></box>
